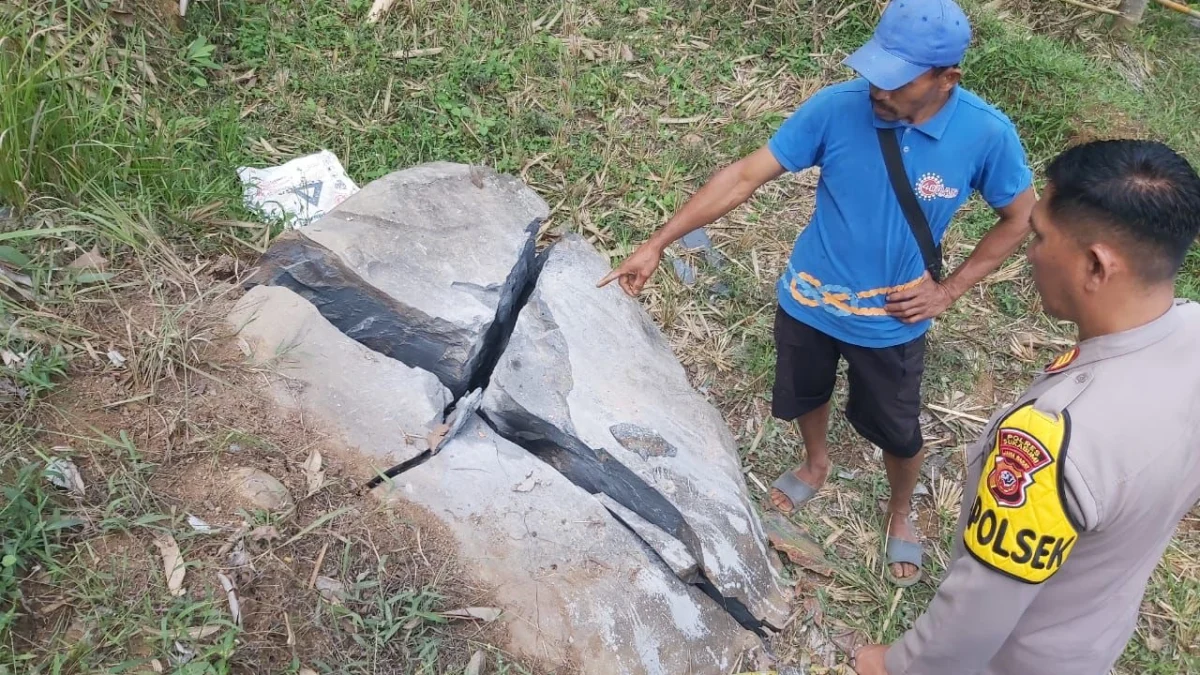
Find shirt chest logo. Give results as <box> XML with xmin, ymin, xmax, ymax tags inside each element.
<box><xmin>915</xmin><ymin>173</ymin><xmax>959</xmax><ymax>201</ymax></box>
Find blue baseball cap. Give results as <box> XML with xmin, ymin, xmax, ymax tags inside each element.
<box><xmin>843</xmin><ymin>0</ymin><xmax>971</xmax><ymax>91</ymax></box>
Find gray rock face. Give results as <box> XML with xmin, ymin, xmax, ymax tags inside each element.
<box><xmin>235</xmin><ymin>165</ymin><xmax>796</xmax><ymax>671</ymax></box>
<box><xmin>597</xmin><ymin>493</ymin><xmax>699</xmax><ymax>580</ymax></box>
<box><xmin>248</xmin><ymin>162</ymin><xmax>548</xmax><ymax>396</ymax></box>
<box><xmin>379</xmin><ymin>416</ymin><xmax>758</xmax><ymax>673</ymax></box>
<box><xmin>481</xmin><ymin>234</ymin><xmax>792</xmax><ymax>629</ymax></box>
<box><xmin>228</xmin><ymin>285</ymin><xmax>451</xmax><ymax>470</ymax></box>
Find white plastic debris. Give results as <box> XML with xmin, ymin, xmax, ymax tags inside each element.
<box><xmin>237</xmin><ymin>150</ymin><xmax>359</xmax><ymax>229</ymax></box>
<box><xmin>187</xmin><ymin>515</ymin><xmax>216</xmax><ymax>533</ymax></box>
<box><xmin>45</xmin><ymin>458</ymin><xmax>86</xmax><ymax>497</ymax></box>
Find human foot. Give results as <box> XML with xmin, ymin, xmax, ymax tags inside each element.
<box><xmin>768</xmin><ymin>461</ymin><xmax>831</xmax><ymax>513</ymax></box>
<box><xmin>885</xmin><ymin>510</ymin><xmax>922</xmax><ymax>585</ymax></box>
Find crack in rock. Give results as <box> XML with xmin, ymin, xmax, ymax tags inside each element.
<box><xmin>248</xmin><ymin>162</ymin><xmax>546</xmax><ymax>398</ymax></box>
<box><xmin>478</xmin><ymin>392</ymin><xmax>705</xmax><ymax>558</ymax></box>
<box><xmin>478</xmin><ymin>234</ymin><xmax>791</xmax><ymax>630</ymax></box>
<box><xmin>247</xmin><ymin>233</ymin><xmax>472</xmax><ymax>393</ymax></box>
<box><xmin>373</xmin><ymin>415</ymin><xmax>760</xmax><ymax>673</ymax></box>
<box><xmin>478</xmin><ymin>394</ymin><xmax>774</xmax><ymax>634</ymax></box>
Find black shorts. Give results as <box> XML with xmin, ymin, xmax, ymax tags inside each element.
<box><xmin>772</xmin><ymin>306</ymin><xmax>925</xmax><ymax>459</ymax></box>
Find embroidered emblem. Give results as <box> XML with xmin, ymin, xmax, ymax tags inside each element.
<box><xmin>915</xmin><ymin>173</ymin><xmax>960</xmax><ymax>201</ymax></box>
<box><xmin>965</xmin><ymin>403</ymin><xmax>1078</xmax><ymax>584</ymax></box>
<box><xmin>986</xmin><ymin>428</ymin><xmax>1053</xmax><ymax>508</ymax></box>
<box><xmin>1045</xmin><ymin>347</ymin><xmax>1079</xmax><ymax>373</ymax></box>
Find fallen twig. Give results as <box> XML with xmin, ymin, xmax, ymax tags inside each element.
<box><xmin>390</xmin><ymin>47</ymin><xmax>444</xmax><ymax>59</ymax></box>
<box><xmin>925</xmin><ymin>403</ymin><xmax>989</xmax><ymax>425</ymax></box>
<box><xmin>1053</xmin><ymin>0</ymin><xmax>1124</xmax><ymax>17</ymax></box>
<box><xmin>308</xmin><ymin>542</ymin><xmax>329</xmax><ymax>590</ymax></box>
<box><xmin>366</xmin><ymin>0</ymin><xmax>396</xmax><ymax>23</ymax></box>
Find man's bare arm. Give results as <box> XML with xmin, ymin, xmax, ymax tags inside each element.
<box><xmin>942</xmin><ymin>187</ymin><xmax>1038</xmax><ymax>298</ymax></box>
<box><xmin>886</xmin><ymin>187</ymin><xmax>1037</xmax><ymax>322</ymax></box>
<box><xmin>598</xmin><ymin>146</ymin><xmax>786</xmax><ymax>296</ymax></box>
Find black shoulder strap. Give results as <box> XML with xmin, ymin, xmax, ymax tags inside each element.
<box><xmin>876</xmin><ymin>127</ymin><xmax>942</xmax><ymax>282</ymax></box>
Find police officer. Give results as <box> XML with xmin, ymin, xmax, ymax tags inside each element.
<box><xmin>850</xmin><ymin>139</ymin><xmax>1200</xmax><ymax>675</ymax></box>
<box><xmin>598</xmin><ymin>0</ymin><xmax>1036</xmax><ymax>586</ymax></box>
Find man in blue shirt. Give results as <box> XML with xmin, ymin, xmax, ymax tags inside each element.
<box><xmin>598</xmin><ymin>0</ymin><xmax>1035</xmax><ymax>585</ymax></box>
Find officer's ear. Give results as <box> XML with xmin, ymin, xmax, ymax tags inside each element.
<box><xmin>1084</xmin><ymin>241</ymin><xmax>1123</xmax><ymax>292</ymax></box>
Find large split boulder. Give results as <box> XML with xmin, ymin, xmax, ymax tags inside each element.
<box><xmin>380</xmin><ymin>416</ymin><xmax>759</xmax><ymax>673</ymax></box>
<box><xmin>228</xmin><ymin>284</ymin><xmax>451</xmax><ymax>470</ymax></box>
<box><xmin>481</xmin><ymin>234</ymin><xmax>792</xmax><ymax>629</ymax></box>
<box><xmin>247</xmin><ymin>162</ymin><xmax>548</xmax><ymax>397</ymax></box>
<box><xmin>232</xmin><ymin>164</ymin><xmax>798</xmax><ymax>672</ymax></box>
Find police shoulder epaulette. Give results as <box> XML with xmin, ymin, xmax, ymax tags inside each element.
<box><xmin>964</xmin><ymin>399</ymin><xmax>1080</xmax><ymax>584</ymax></box>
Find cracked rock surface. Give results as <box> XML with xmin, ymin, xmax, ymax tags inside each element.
<box><xmin>228</xmin><ymin>285</ymin><xmax>451</xmax><ymax>470</ymax></box>
<box><xmin>482</xmin><ymin>234</ymin><xmax>791</xmax><ymax>628</ymax></box>
<box><xmin>236</xmin><ymin>167</ymin><xmax>794</xmax><ymax>673</ymax></box>
<box><xmin>380</xmin><ymin>415</ymin><xmax>758</xmax><ymax>673</ymax></box>
<box><xmin>248</xmin><ymin>162</ymin><xmax>547</xmax><ymax>396</ymax></box>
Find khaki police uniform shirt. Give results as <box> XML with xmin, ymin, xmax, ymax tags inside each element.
<box><xmin>886</xmin><ymin>300</ymin><xmax>1200</xmax><ymax>675</ymax></box>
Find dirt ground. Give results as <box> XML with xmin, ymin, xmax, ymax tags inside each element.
<box><xmin>11</xmin><ymin>273</ymin><xmax>536</xmax><ymax>674</ymax></box>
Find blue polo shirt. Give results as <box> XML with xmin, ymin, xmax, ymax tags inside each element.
<box><xmin>768</xmin><ymin>78</ymin><xmax>1032</xmax><ymax>348</ymax></box>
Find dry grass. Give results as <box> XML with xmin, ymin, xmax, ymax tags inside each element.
<box><xmin>5</xmin><ymin>267</ymin><xmax>539</xmax><ymax>674</ymax></box>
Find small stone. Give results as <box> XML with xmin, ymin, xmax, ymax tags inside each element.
<box><xmin>609</xmin><ymin>423</ymin><xmax>677</xmax><ymax>459</ymax></box>
<box><xmin>67</xmin><ymin>246</ymin><xmax>108</xmax><ymax>271</ymax></box>
<box><xmin>762</xmin><ymin>512</ymin><xmax>833</xmax><ymax>577</ymax></box>
<box><xmin>230</xmin><ymin>468</ymin><xmax>293</xmax><ymax>512</ymax></box>
<box><xmin>679</xmin><ymin>229</ymin><xmax>713</xmax><ymax>252</ymax></box>
<box><xmin>315</xmin><ymin>576</ymin><xmax>345</xmax><ymax>604</ymax></box>
<box><xmin>209</xmin><ymin>254</ymin><xmax>237</xmax><ymax>279</ymax></box>
<box><xmin>465</xmin><ymin>650</ymin><xmax>486</xmax><ymax>675</ymax></box>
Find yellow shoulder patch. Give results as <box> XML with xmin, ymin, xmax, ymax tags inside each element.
<box><xmin>964</xmin><ymin>402</ymin><xmax>1078</xmax><ymax>584</ymax></box>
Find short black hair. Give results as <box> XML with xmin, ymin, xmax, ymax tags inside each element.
<box><xmin>1046</xmin><ymin>139</ymin><xmax>1200</xmax><ymax>282</ymax></box>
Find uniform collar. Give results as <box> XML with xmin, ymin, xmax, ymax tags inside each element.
<box><xmin>872</xmin><ymin>85</ymin><xmax>961</xmax><ymax>140</ymax></box>
<box><xmin>1043</xmin><ymin>301</ymin><xmax>1185</xmax><ymax>376</ymax></box>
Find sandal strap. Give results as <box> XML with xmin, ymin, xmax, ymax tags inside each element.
<box><xmin>886</xmin><ymin>537</ymin><xmax>923</xmax><ymax>567</ymax></box>
<box><xmin>771</xmin><ymin>470</ymin><xmax>818</xmax><ymax>506</ymax></box>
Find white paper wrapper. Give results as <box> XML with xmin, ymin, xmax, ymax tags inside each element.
<box><xmin>237</xmin><ymin>150</ymin><xmax>359</xmax><ymax>228</ymax></box>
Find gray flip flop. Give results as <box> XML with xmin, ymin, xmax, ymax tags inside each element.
<box><xmin>771</xmin><ymin>470</ymin><xmax>819</xmax><ymax>514</ymax></box>
<box><xmin>884</xmin><ymin>527</ymin><xmax>924</xmax><ymax>588</ymax></box>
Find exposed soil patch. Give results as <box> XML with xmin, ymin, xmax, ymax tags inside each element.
<box><xmin>12</xmin><ymin>275</ymin><xmax>539</xmax><ymax>674</ymax></box>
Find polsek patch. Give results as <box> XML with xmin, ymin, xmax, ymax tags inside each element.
<box><xmin>965</xmin><ymin>402</ymin><xmax>1078</xmax><ymax>584</ymax></box>
<box><xmin>987</xmin><ymin>429</ymin><xmax>1052</xmax><ymax>508</ymax></box>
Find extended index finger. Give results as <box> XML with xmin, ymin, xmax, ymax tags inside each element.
<box><xmin>596</xmin><ymin>269</ymin><xmax>621</xmax><ymax>288</ymax></box>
